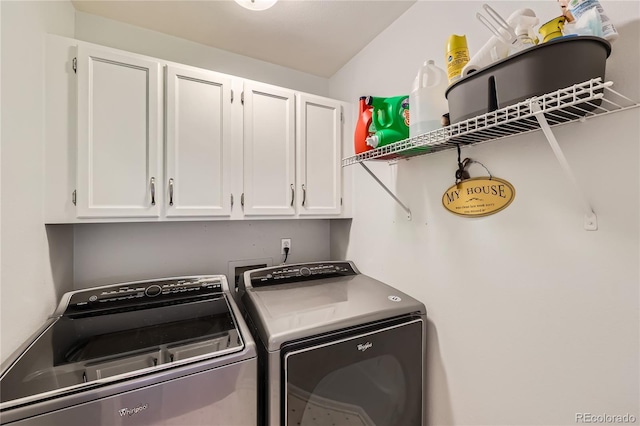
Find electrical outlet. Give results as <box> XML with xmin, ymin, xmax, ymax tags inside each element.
<box><xmin>281</xmin><ymin>238</ymin><xmax>292</xmax><ymax>254</ymax></box>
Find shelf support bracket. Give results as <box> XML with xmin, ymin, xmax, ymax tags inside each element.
<box><xmin>531</xmin><ymin>101</ymin><xmax>597</xmax><ymax>231</ymax></box>
<box><xmin>359</xmin><ymin>163</ymin><xmax>412</xmax><ymax>220</ymax></box>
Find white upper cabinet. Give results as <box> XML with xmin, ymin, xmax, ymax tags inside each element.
<box><xmin>165</xmin><ymin>65</ymin><xmax>232</xmax><ymax>217</ymax></box>
<box><xmin>45</xmin><ymin>36</ymin><xmax>348</xmax><ymax>223</ymax></box>
<box><xmin>76</xmin><ymin>45</ymin><xmax>162</xmax><ymax>218</ymax></box>
<box><xmin>242</xmin><ymin>82</ymin><xmax>296</xmax><ymax>216</ymax></box>
<box><xmin>296</xmin><ymin>93</ymin><xmax>342</xmax><ymax>216</ymax></box>
<box><xmin>241</xmin><ymin>85</ymin><xmax>344</xmax><ymax>217</ymax></box>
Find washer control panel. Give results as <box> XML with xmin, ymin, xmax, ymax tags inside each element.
<box><xmin>250</xmin><ymin>262</ymin><xmax>356</xmax><ymax>288</ymax></box>
<box><xmin>65</xmin><ymin>277</ymin><xmax>223</xmax><ymax>314</ymax></box>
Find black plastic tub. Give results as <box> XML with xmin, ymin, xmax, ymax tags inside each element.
<box><xmin>445</xmin><ymin>36</ymin><xmax>611</xmax><ymax>124</ymax></box>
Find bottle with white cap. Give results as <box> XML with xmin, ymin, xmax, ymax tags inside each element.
<box><xmin>510</xmin><ymin>11</ymin><xmax>539</xmax><ymax>54</ymax></box>
<box><xmin>409</xmin><ymin>60</ymin><xmax>449</xmax><ymax>138</ymax></box>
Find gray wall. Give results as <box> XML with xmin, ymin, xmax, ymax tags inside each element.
<box><xmin>72</xmin><ymin>220</ymin><xmax>331</xmax><ymax>289</ymax></box>
<box><xmin>1</xmin><ymin>0</ymin><xmax>75</xmax><ymax>363</ymax></box>
<box><xmin>74</xmin><ymin>11</ymin><xmax>329</xmax><ymax>97</ymax></box>
<box><xmin>329</xmin><ymin>1</ymin><xmax>639</xmax><ymax>425</ymax></box>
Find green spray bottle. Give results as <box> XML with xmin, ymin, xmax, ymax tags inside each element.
<box><xmin>365</xmin><ymin>95</ymin><xmax>410</xmax><ymax>149</ymax></box>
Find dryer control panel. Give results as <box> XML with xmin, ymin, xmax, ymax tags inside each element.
<box><xmin>249</xmin><ymin>262</ymin><xmax>357</xmax><ymax>288</ymax></box>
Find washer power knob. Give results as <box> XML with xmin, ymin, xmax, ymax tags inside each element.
<box><xmin>145</xmin><ymin>285</ymin><xmax>162</xmax><ymax>297</ymax></box>
<box><xmin>300</xmin><ymin>267</ymin><xmax>311</xmax><ymax>277</ymax></box>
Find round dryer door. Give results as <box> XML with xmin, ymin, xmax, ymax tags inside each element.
<box><xmin>282</xmin><ymin>317</ymin><xmax>424</xmax><ymax>426</ymax></box>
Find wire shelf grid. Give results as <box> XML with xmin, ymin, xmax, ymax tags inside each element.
<box><xmin>342</xmin><ymin>78</ymin><xmax>639</xmax><ymax>167</ymax></box>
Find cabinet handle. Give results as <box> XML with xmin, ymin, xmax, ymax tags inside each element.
<box><xmin>230</xmin><ymin>193</ymin><xmax>234</xmax><ymax>209</ymax></box>
<box><xmin>290</xmin><ymin>184</ymin><xmax>295</xmax><ymax>207</ymax></box>
<box><xmin>302</xmin><ymin>184</ymin><xmax>307</xmax><ymax>207</ymax></box>
<box><xmin>241</xmin><ymin>193</ymin><xmax>244</xmax><ymax>207</ymax></box>
<box><xmin>150</xmin><ymin>177</ymin><xmax>156</xmax><ymax>206</ymax></box>
<box><xmin>169</xmin><ymin>178</ymin><xmax>174</xmax><ymax>206</ymax></box>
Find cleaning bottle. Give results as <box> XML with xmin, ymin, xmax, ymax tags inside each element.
<box><xmin>445</xmin><ymin>35</ymin><xmax>470</xmax><ymax>84</ymax></box>
<box><xmin>409</xmin><ymin>60</ymin><xmax>448</xmax><ymax>139</ymax></box>
<box><xmin>509</xmin><ymin>11</ymin><xmax>539</xmax><ymax>54</ymax></box>
<box><xmin>365</xmin><ymin>96</ymin><xmax>410</xmax><ymax>149</ymax></box>
<box><xmin>354</xmin><ymin>96</ymin><xmax>374</xmax><ymax>154</ymax></box>
<box><xmin>539</xmin><ymin>15</ymin><xmax>566</xmax><ymax>43</ymax></box>
<box><xmin>566</xmin><ymin>0</ymin><xmax>618</xmax><ymax>42</ymax></box>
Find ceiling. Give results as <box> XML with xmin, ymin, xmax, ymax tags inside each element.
<box><xmin>71</xmin><ymin>0</ymin><xmax>416</xmax><ymax>78</ymax></box>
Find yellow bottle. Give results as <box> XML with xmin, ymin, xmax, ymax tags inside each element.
<box><xmin>445</xmin><ymin>35</ymin><xmax>470</xmax><ymax>84</ymax></box>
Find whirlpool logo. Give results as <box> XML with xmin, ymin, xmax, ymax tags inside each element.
<box><xmin>357</xmin><ymin>342</ymin><xmax>373</xmax><ymax>352</ymax></box>
<box><xmin>118</xmin><ymin>404</ymin><xmax>148</xmax><ymax>417</ymax></box>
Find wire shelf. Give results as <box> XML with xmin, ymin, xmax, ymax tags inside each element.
<box><xmin>342</xmin><ymin>78</ymin><xmax>639</xmax><ymax>167</ymax></box>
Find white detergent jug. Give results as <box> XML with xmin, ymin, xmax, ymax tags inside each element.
<box><xmin>409</xmin><ymin>60</ymin><xmax>449</xmax><ymax>138</ymax></box>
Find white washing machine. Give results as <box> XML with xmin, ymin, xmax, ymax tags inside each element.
<box><xmin>0</xmin><ymin>275</ymin><xmax>257</xmax><ymax>425</ymax></box>
<box><xmin>238</xmin><ymin>261</ymin><xmax>426</xmax><ymax>426</ymax></box>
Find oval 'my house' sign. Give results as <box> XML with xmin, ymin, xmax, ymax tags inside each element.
<box><xmin>442</xmin><ymin>177</ymin><xmax>515</xmax><ymax>217</ymax></box>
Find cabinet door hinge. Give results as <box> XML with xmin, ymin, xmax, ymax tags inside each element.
<box><xmin>231</xmin><ymin>90</ymin><xmax>234</xmax><ymax>104</ymax></box>
<box><xmin>72</xmin><ymin>190</ymin><xmax>77</xmax><ymax>205</ymax></box>
<box><xmin>241</xmin><ymin>92</ymin><xmax>244</xmax><ymax>105</ymax></box>
<box><xmin>72</xmin><ymin>57</ymin><xmax>77</xmax><ymax>74</ymax></box>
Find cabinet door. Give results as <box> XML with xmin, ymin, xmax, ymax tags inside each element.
<box><xmin>165</xmin><ymin>65</ymin><xmax>232</xmax><ymax>217</ymax></box>
<box><xmin>243</xmin><ymin>82</ymin><xmax>295</xmax><ymax>216</ymax></box>
<box><xmin>76</xmin><ymin>46</ymin><xmax>162</xmax><ymax>218</ymax></box>
<box><xmin>296</xmin><ymin>94</ymin><xmax>342</xmax><ymax>216</ymax></box>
